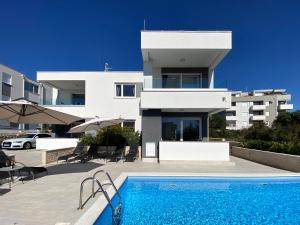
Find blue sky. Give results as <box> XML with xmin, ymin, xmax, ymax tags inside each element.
<box><xmin>0</xmin><ymin>0</ymin><xmax>299</xmax><ymax>109</ymax></box>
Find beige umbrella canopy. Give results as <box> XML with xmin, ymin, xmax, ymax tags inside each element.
<box><xmin>0</xmin><ymin>99</ymin><xmax>82</xmax><ymax>125</ymax></box>
<box><xmin>68</xmin><ymin>117</ymin><xmax>124</xmax><ymax>133</ymax></box>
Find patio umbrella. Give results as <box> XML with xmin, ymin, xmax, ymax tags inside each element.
<box><xmin>0</xmin><ymin>99</ymin><xmax>82</xmax><ymax>125</ymax></box>
<box><xmin>67</xmin><ymin>117</ymin><xmax>124</xmax><ymax>133</ymax></box>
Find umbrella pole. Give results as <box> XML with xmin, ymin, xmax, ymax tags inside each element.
<box><xmin>106</xmin><ymin>127</ymin><xmax>109</xmax><ymax>152</ymax></box>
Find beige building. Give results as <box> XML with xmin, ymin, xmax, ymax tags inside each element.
<box><xmin>226</xmin><ymin>89</ymin><xmax>293</xmax><ymax>130</ymax></box>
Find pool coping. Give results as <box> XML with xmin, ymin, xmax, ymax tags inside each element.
<box><xmin>74</xmin><ymin>172</ymin><xmax>300</xmax><ymax>225</ymax></box>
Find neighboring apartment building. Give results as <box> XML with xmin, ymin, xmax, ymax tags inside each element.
<box><xmin>226</xmin><ymin>89</ymin><xmax>293</xmax><ymax>130</ymax></box>
<box><xmin>37</xmin><ymin>31</ymin><xmax>232</xmax><ymax>162</ymax></box>
<box><xmin>0</xmin><ymin>64</ymin><xmax>41</xmax><ymax>131</ymax></box>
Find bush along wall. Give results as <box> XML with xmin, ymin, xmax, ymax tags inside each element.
<box><xmin>210</xmin><ymin>111</ymin><xmax>300</xmax><ymax>156</ymax></box>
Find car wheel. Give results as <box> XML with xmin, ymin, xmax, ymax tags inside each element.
<box><xmin>24</xmin><ymin>142</ymin><xmax>32</xmax><ymax>150</ymax></box>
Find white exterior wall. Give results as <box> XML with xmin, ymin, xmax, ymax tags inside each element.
<box><xmin>36</xmin><ymin>138</ymin><xmax>79</xmax><ymax>150</ymax></box>
<box><xmin>37</xmin><ymin>72</ymin><xmax>144</xmax><ymax>131</ymax></box>
<box><xmin>159</xmin><ymin>141</ymin><xmax>230</xmax><ymax>161</ymax></box>
<box><xmin>141</xmin><ymin>89</ymin><xmax>231</xmax><ymax>110</ymax></box>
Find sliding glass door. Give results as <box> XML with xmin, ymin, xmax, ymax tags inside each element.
<box><xmin>162</xmin><ymin>73</ymin><xmax>208</xmax><ymax>88</ymax></box>
<box><xmin>162</xmin><ymin>117</ymin><xmax>202</xmax><ymax>141</ymax></box>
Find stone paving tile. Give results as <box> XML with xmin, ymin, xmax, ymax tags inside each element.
<box><xmin>0</xmin><ymin>156</ymin><xmax>295</xmax><ymax>225</ymax></box>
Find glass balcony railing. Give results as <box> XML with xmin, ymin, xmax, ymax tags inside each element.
<box><xmin>42</xmin><ymin>97</ymin><xmax>85</xmax><ymax>106</ymax></box>
<box><xmin>144</xmin><ymin>77</ymin><xmax>228</xmax><ymax>89</ymax></box>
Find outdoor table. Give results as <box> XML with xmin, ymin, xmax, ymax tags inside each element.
<box><xmin>0</xmin><ymin>165</ymin><xmax>24</xmax><ymax>188</ymax></box>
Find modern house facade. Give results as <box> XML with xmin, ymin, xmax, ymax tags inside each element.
<box><xmin>0</xmin><ymin>64</ymin><xmax>41</xmax><ymax>131</ymax></box>
<box><xmin>37</xmin><ymin>31</ymin><xmax>232</xmax><ymax>162</ymax></box>
<box><xmin>226</xmin><ymin>89</ymin><xmax>293</xmax><ymax>130</ymax></box>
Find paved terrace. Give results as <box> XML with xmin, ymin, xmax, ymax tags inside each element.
<box><xmin>0</xmin><ymin>155</ymin><xmax>295</xmax><ymax>225</ymax></box>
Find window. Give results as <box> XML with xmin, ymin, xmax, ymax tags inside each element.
<box><xmin>162</xmin><ymin>117</ymin><xmax>201</xmax><ymax>141</ymax></box>
<box><xmin>2</xmin><ymin>72</ymin><xmax>12</xmax><ymax>100</ymax></box>
<box><xmin>25</xmin><ymin>81</ymin><xmax>39</xmax><ymax>94</ymax></box>
<box><xmin>115</xmin><ymin>84</ymin><xmax>136</xmax><ymax>97</ymax></box>
<box><xmin>231</xmin><ymin>102</ymin><xmax>236</xmax><ymax>106</ymax></box>
<box><xmin>123</xmin><ymin>120</ymin><xmax>135</xmax><ymax>131</ymax></box>
<box><xmin>2</xmin><ymin>73</ymin><xmax>12</xmax><ymax>84</ymax></box>
<box><xmin>2</xmin><ymin>82</ymin><xmax>12</xmax><ymax>99</ymax></box>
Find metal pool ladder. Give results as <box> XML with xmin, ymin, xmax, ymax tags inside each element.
<box><xmin>78</xmin><ymin>170</ymin><xmax>122</xmax><ymax>225</ymax></box>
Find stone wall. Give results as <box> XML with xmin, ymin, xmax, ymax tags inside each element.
<box><xmin>231</xmin><ymin>146</ymin><xmax>300</xmax><ymax>172</ymax></box>
<box><xmin>42</xmin><ymin>148</ymin><xmax>74</xmax><ymax>165</ymax></box>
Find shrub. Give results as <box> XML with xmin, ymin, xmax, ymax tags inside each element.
<box><xmin>79</xmin><ymin>125</ymin><xmax>141</xmax><ymax>148</ymax></box>
<box><xmin>80</xmin><ymin>134</ymin><xmax>98</xmax><ymax>145</ymax></box>
<box><xmin>243</xmin><ymin>140</ymin><xmax>272</xmax><ymax>150</ymax></box>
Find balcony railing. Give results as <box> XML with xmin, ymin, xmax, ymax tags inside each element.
<box><xmin>251</xmin><ymin>105</ymin><xmax>266</xmax><ymax>111</ymax></box>
<box><xmin>226</xmin><ymin>116</ymin><xmax>237</xmax><ymax>121</ymax></box>
<box><xmin>251</xmin><ymin>115</ymin><xmax>266</xmax><ymax>121</ymax></box>
<box><xmin>143</xmin><ymin>77</ymin><xmax>228</xmax><ymax>89</ymax></box>
<box><xmin>42</xmin><ymin>97</ymin><xmax>85</xmax><ymax>106</ymax></box>
<box><xmin>278</xmin><ymin>104</ymin><xmax>293</xmax><ymax>110</ymax></box>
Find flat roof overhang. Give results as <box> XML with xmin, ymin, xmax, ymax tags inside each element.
<box><xmin>141</xmin><ymin>31</ymin><xmax>232</xmax><ymax>69</ymax></box>
<box><xmin>40</xmin><ymin>80</ymin><xmax>85</xmax><ymax>91</ymax></box>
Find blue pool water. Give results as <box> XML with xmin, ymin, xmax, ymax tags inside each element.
<box><xmin>94</xmin><ymin>177</ymin><xmax>300</xmax><ymax>225</ymax></box>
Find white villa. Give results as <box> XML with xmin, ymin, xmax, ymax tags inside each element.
<box><xmin>37</xmin><ymin>31</ymin><xmax>232</xmax><ymax>162</ymax></box>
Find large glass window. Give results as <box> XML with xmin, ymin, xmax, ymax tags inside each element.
<box><xmin>162</xmin><ymin>117</ymin><xmax>201</xmax><ymax>141</ymax></box>
<box><xmin>115</xmin><ymin>84</ymin><xmax>136</xmax><ymax>97</ymax></box>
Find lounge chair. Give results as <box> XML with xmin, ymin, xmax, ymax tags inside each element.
<box><xmin>0</xmin><ymin>150</ymin><xmax>48</xmax><ymax>180</ymax></box>
<box><xmin>95</xmin><ymin>146</ymin><xmax>117</xmax><ymax>162</ymax></box>
<box><xmin>57</xmin><ymin>142</ymin><xmax>90</xmax><ymax>163</ymax></box>
<box><xmin>124</xmin><ymin>146</ymin><xmax>139</xmax><ymax>162</ymax></box>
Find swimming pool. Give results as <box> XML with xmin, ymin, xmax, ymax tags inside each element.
<box><xmin>94</xmin><ymin>176</ymin><xmax>300</xmax><ymax>225</ymax></box>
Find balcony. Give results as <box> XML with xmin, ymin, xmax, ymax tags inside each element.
<box><xmin>226</xmin><ymin>116</ymin><xmax>237</xmax><ymax>121</ymax></box>
<box><xmin>251</xmin><ymin>105</ymin><xmax>266</xmax><ymax>111</ymax></box>
<box><xmin>24</xmin><ymin>90</ymin><xmax>40</xmax><ymax>104</ymax></box>
<box><xmin>226</xmin><ymin>106</ymin><xmax>237</xmax><ymax>111</ymax></box>
<box><xmin>251</xmin><ymin>115</ymin><xmax>266</xmax><ymax>121</ymax></box>
<box><xmin>278</xmin><ymin>104</ymin><xmax>293</xmax><ymax>110</ymax></box>
<box><xmin>141</xmin><ymin>89</ymin><xmax>231</xmax><ymax>111</ymax></box>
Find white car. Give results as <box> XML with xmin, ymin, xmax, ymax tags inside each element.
<box><xmin>1</xmin><ymin>133</ymin><xmax>52</xmax><ymax>150</ymax></box>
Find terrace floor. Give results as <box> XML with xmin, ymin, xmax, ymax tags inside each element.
<box><xmin>0</xmin><ymin>156</ymin><xmax>296</xmax><ymax>225</ymax></box>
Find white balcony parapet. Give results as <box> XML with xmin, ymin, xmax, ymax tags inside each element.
<box><xmin>226</xmin><ymin>116</ymin><xmax>237</xmax><ymax>121</ymax></box>
<box><xmin>278</xmin><ymin>104</ymin><xmax>293</xmax><ymax>110</ymax></box>
<box><xmin>44</xmin><ymin>105</ymin><xmax>86</xmax><ymax>118</ymax></box>
<box><xmin>226</xmin><ymin>106</ymin><xmax>237</xmax><ymax>111</ymax></box>
<box><xmin>159</xmin><ymin>141</ymin><xmax>230</xmax><ymax>161</ymax></box>
<box><xmin>251</xmin><ymin>105</ymin><xmax>266</xmax><ymax>111</ymax></box>
<box><xmin>140</xmin><ymin>89</ymin><xmax>231</xmax><ymax>111</ymax></box>
<box><xmin>251</xmin><ymin>115</ymin><xmax>266</xmax><ymax>121</ymax></box>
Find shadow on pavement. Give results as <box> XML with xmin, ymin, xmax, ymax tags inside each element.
<box><xmin>47</xmin><ymin>161</ymin><xmax>104</xmax><ymax>175</ymax></box>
